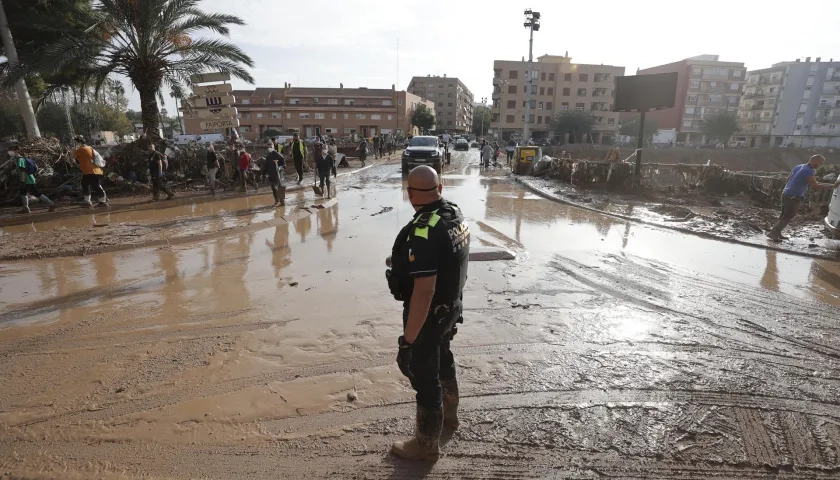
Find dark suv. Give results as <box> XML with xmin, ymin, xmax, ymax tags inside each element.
<box><xmin>402</xmin><ymin>136</ymin><xmax>443</xmax><ymax>173</ymax></box>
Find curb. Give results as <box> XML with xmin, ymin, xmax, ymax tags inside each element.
<box><xmin>514</xmin><ymin>175</ymin><xmax>840</xmax><ymax>262</ymax></box>
<box><xmin>0</xmin><ymin>198</ymin><xmax>338</xmax><ymax>263</ymax></box>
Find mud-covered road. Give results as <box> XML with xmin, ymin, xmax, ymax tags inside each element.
<box><xmin>2</xmin><ymin>150</ymin><xmax>840</xmax><ymax>479</ymax></box>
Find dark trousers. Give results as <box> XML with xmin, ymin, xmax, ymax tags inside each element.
<box><xmin>403</xmin><ymin>306</ymin><xmax>458</xmax><ymax>410</ymax></box>
<box><xmin>20</xmin><ymin>182</ymin><xmax>43</xmax><ymax>197</ymax></box>
<box><xmin>294</xmin><ymin>157</ymin><xmax>304</xmax><ymax>181</ymax></box>
<box><xmin>506</xmin><ymin>150</ymin><xmax>514</xmax><ymax>163</ymax></box>
<box><xmin>318</xmin><ymin>173</ymin><xmax>331</xmax><ymax>189</ymax></box>
<box><xmin>270</xmin><ymin>180</ymin><xmax>285</xmax><ymax>204</ymax></box>
<box><xmin>81</xmin><ymin>174</ymin><xmax>105</xmax><ymax>198</ymax></box>
<box><xmin>151</xmin><ymin>174</ymin><xmax>173</xmax><ymax>199</ymax></box>
<box><xmin>770</xmin><ymin>194</ymin><xmax>803</xmax><ymax>236</ymax></box>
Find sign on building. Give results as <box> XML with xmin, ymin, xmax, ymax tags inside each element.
<box><xmin>196</xmin><ymin>107</ymin><xmax>238</xmax><ymax>119</ymax></box>
<box><xmin>192</xmin><ymin>95</ymin><xmax>236</xmax><ymax>107</ymax></box>
<box><xmin>200</xmin><ymin>119</ymin><xmax>240</xmax><ymax>130</ymax></box>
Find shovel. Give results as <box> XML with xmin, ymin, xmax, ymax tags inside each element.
<box><xmin>312</xmin><ymin>168</ymin><xmax>323</xmax><ymax>196</ymax></box>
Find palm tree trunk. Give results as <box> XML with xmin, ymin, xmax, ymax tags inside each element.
<box><xmin>138</xmin><ymin>85</ymin><xmax>162</xmax><ymax>142</ymax></box>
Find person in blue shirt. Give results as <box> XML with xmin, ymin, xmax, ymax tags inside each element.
<box><xmin>767</xmin><ymin>154</ymin><xmax>840</xmax><ymax>241</ymax></box>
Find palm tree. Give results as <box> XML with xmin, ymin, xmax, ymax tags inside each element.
<box><xmin>17</xmin><ymin>0</ymin><xmax>253</xmax><ymax>141</ymax></box>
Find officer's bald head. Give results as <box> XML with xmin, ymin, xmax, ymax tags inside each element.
<box><xmin>407</xmin><ymin>166</ymin><xmax>442</xmax><ymax>211</ymax></box>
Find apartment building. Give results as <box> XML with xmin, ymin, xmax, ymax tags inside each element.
<box><xmin>407</xmin><ymin>75</ymin><xmax>474</xmax><ymax>134</ymax></box>
<box><xmin>490</xmin><ymin>54</ymin><xmax>625</xmax><ymax>143</ymax></box>
<box><xmin>738</xmin><ymin>57</ymin><xmax>840</xmax><ymax>148</ymax></box>
<box><xmin>181</xmin><ymin>85</ymin><xmax>434</xmax><ymax>142</ymax></box>
<box><xmin>630</xmin><ymin>55</ymin><xmax>747</xmax><ymax>144</ymax></box>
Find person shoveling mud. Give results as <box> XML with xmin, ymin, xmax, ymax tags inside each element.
<box><xmin>767</xmin><ymin>154</ymin><xmax>839</xmax><ymax>241</ymax></box>
<box><xmin>386</xmin><ymin>165</ymin><xmax>470</xmax><ymax>462</ymax></box>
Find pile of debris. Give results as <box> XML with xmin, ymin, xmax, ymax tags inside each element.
<box><xmin>0</xmin><ymin>137</ymin><xmax>77</xmax><ymax>202</ymax></box>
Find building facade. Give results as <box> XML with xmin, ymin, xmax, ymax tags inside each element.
<box><xmin>181</xmin><ymin>85</ymin><xmax>434</xmax><ymax>142</ymax></box>
<box><xmin>407</xmin><ymin>75</ymin><xmax>474</xmax><ymax>134</ymax></box>
<box><xmin>630</xmin><ymin>55</ymin><xmax>747</xmax><ymax>144</ymax></box>
<box><xmin>739</xmin><ymin>57</ymin><xmax>840</xmax><ymax>148</ymax></box>
<box><xmin>490</xmin><ymin>54</ymin><xmax>625</xmax><ymax>143</ymax></box>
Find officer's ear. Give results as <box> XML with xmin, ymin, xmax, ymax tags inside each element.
<box><xmin>438</xmin><ymin>183</ymin><xmax>443</xmax><ymax>194</ymax></box>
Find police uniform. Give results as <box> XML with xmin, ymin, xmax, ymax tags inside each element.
<box><xmin>388</xmin><ymin>198</ymin><xmax>470</xmax><ymax>460</ymax></box>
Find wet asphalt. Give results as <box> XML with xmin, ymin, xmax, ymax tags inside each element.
<box><xmin>1</xmin><ymin>149</ymin><xmax>840</xmax><ymax>478</ymax></box>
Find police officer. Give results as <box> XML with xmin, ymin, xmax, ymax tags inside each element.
<box><xmin>386</xmin><ymin>165</ymin><xmax>470</xmax><ymax>461</ymax></box>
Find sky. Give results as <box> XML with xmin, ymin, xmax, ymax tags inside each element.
<box><xmin>140</xmin><ymin>0</ymin><xmax>840</xmax><ymax>115</ymax></box>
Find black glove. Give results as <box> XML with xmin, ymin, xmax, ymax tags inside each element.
<box><xmin>397</xmin><ymin>336</ymin><xmax>413</xmax><ymax>379</ymax></box>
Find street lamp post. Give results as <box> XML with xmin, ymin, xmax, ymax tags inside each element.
<box><xmin>480</xmin><ymin>96</ymin><xmax>487</xmax><ymax>139</ymax></box>
<box><xmin>523</xmin><ymin>9</ymin><xmax>540</xmax><ymax>145</ymax></box>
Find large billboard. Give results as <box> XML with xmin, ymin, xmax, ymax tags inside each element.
<box><xmin>614</xmin><ymin>72</ymin><xmax>678</xmax><ymax>112</ymax></box>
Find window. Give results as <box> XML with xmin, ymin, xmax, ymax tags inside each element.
<box><xmin>344</xmin><ymin>99</ymin><xmax>355</xmax><ymax>105</ymax></box>
<box><xmin>507</xmin><ymin>100</ymin><xmax>516</xmax><ymax>108</ymax></box>
<box><xmin>769</xmin><ymin>87</ymin><xmax>776</xmax><ymax>93</ymax></box>
<box><xmin>299</xmin><ymin>113</ymin><xmax>310</xmax><ymax>119</ymax></box>
<box><xmin>438</xmin><ymin>84</ymin><xmax>444</xmax><ymax>88</ymax></box>
<box><xmin>579</xmin><ymin>74</ymin><xmax>588</xmax><ymax>82</ymax></box>
<box><xmin>564</xmin><ymin>73</ymin><xmax>572</xmax><ymax>81</ymax></box>
<box><xmin>271</xmin><ymin>112</ymin><xmax>282</xmax><ymax>119</ymax></box>
<box><xmin>540</xmin><ymin>72</ymin><xmax>546</xmax><ymax>81</ymax></box>
<box><xmin>286</xmin><ymin>112</ymin><xmax>291</xmax><ymax>119</ymax></box>
<box><xmin>273</xmin><ymin>100</ymin><xmax>282</xmax><ymax>104</ymax></box>
<box><xmin>356</xmin><ymin>113</ymin><xmax>366</xmax><ymax>119</ymax></box>
<box><xmin>539</xmin><ymin>87</ymin><xmax>545</xmax><ymax>95</ymax></box>
<box><xmin>727</xmin><ymin>96</ymin><xmax>738</xmax><ymax>105</ymax></box>
<box><xmin>344</xmin><ymin>113</ymin><xmax>349</xmax><ymax>119</ymax></box>
<box><xmin>240</xmin><ymin>126</ymin><xmax>250</xmax><ymax>132</ymax></box>
<box><xmin>509</xmin><ymin>70</ymin><xmax>519</xmax><ymax>79</ymax></box>
<box><xmin>683</xmin><ymin>120</ymin><xmax>693</xmax><ymax>127</ymax></box>
<box><xmin>257</xmin><ymin>113</ymin><xmax>264</xmax><ymax>119</ymax></box>
<box><xmin>332</xmin><ymin>113</ymin><xmax>337</xmax><ymax>119</ymax></box>
<box><xmin>446</xmin><ymin>121</ymin><xmax>453</xmax><ymax>126</ymax></box>
<box><xmin>437</xmin><ymin>102</ymin><xmax>443</xmax><ymax>107</ymax></box>
<box><xmin>428</xmin><ymin>92</ymin><xmax>435</xmax><ymax>97</ymax></box>
<box><xmin>388</xmin><ymin>115</ymin><xmax>393</xmax><ymax>120</ymax></box>
<box><xmin>328</xmin><ymin>99</ymin><xmax>338</xmax><ymax>105</ymax></box>
<box><xmin>398</xmin><ymin>99</ymin><xmax>403</xmax><ymax>105</ymax></box>
<box><xmin>290</xmin><ymin>98</ymin><xmax>300</xmax><ymax>105</ymax></box>
<box><xmin>448</xmin><ymin>83</ymin><xmax>454</xmax><ymax>87</ymax></box>
<box><xmin>733</xmin><ymin>70</ymin><xmax>742</xmax><ymax>77</ymax></box>
<box><xmin>607</xmin><ymin>118</ymin><xmax>615</xmax><ymax>125</ymax></box>
<box><xmin>314</xmin><ymin>113</ymin><xmax>325</xmax><ymax>119</ymax></box>
<box><xmin>830</xmin><ymin>125</ymin><xmax>836</xmax><ymax>130</ymax></box>
<box><xmin>313</xmin><ymin>98</ymin><xmax>319</xmax><ymax>104</ymax></box>
<box><xmin>692</xmin><ymin>67</ymin><xmax>702</xmax><ymax>75</ymax></box>
<box><xmin>575</xmin><ymin>103</ymin><xmax>584</xmax><ymax>111</ymax></box>
<box><xmin>549</xmin><ymin>73</ymin><xmax>556</xmax><ymax>81</ymax></box>
<box><xmin>730</xmin><ymin>83</ymin><xmax>739</xmax><ymax>91</ymax></box>
<box><xmin>685</xmin><ymin>107</ymin><xmax>695</xmax><ymax>114</ymax></box>
<box><xmin>538</xmin><ymin>102</ymin><xmax>544</xmax><ymax>110</ymax></box>
<box><xmin>448</xmin><ymin>102</ymin><xmax>453</xmax><ymax>107</ymax></box>
<box><xmin>710</xmin><ymin>82</ymin><xmax>717</xmax><ymax>88</ymax></box>
<box><xmin>805</xmin><ymin>86</ymin><xmax>812</xmax><ymax>91</ymax></box>
<box><xmin>688</xmin><ymin>95</ymin><xmax>697</xmax><ymax>102</ymax></box>
<box><xmin>547</xmin><ymin>87</ymin><xmax>554</xmax><ymax>96</ymax></box>
<box><xmin>561</xmin><ymin>102</ymin><xmax>569</xmax><ymax>111</ymax></box>
<box><xmin>546</xmin><ymin>102</ymin><xmax>553</xmax><ymax>110</ymax></box>
<box><xmin>428</xmin><ymin>83</ymin><xmax>434</xmax><ymax>87</ymax></box>
<box><xmin>690</xmin><ymin>81</ymin><xmax>700</xmax><ymax>89</ymax></box>
<box><xmin>563</xmin><ymin>88</ymin><xmax>570</xmax><ymax>96</ymax></box>
<box><xmin>344</xmin><ymin>128</ymin><xmax>357</xmax><ymax>133</ymax></box>
<box><xmin>762</xmin><ymin>112</ymin><xmax>771</xmax><ymax>118</ymax></box>
<box><xmin>537</xmin><ymin>116</ymin><xmax>543</xmax><ymax>124</ymax></box>
<box><xmin>506</xmin><ymin>114</ymin><xmax>514</xmax><ymax>123</ymax></box>
<box><xmin>577</xmin><ymin>88</ymin><xmax>587</xmax><ymax>96</ymax></box>
<box><xmin>369</xmin><ymin>114</ymin><xmax>380</xmax><ymax>120</ymax></box>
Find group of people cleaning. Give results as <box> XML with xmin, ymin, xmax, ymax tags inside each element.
<box><xmin>203</xmin><ymin>132</ymin><xmax>338</xmax><ymax>208</ymax></box>
<box><xmin>478</xmin><ymin>138</ymin><xmax>518</xmax><ymax>167</ymax></box>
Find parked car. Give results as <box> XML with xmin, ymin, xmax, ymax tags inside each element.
<box><xmin>402</xmin><ymin>136</ymin><xmax>442</xmax><ymax>173</ymax></box>
<box><xmin>454</xmin><ymin>138</ymin><xmax>469</xmax><ymax>151</ymax></box>
<box><xmin>826</xmin><ymin>185</ymin><xmax>840</xmax><ymax>239</ymax></box>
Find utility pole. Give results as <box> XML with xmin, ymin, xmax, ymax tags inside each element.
<box><xmin>480</xmin><ymin>96</ymin><xmax>487</xmax><ymax>138</ymax></box>
<box><xmin>523</xmin><ymin>9</ymin><xmax>540</xmax><ymax>145</ymax></box>
<box><xmin>0</xmin><ymin>0</ymin><xmax>40</xmax><ymax>138</ymax></box>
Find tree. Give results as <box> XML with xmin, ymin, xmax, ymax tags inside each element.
<box><xmin>619</xmin><ymin>118</ymin><xmax>661</xmax><ymax>143</ymax></box>
<box><xmin>550</xmin><ymin>111</ymin><xmax>597</xmax><ymax>144</ymax></box>
<box><xmin>472</xmin><ymin>105</ymin><xmax>491</xmax><ymax>136</ymax></box>
<box><xmin>15</xmin><ymin>0</ymin><xmax>254</xmax><ymax>142</ymax></box>
<box><xmin>702</xmin><ymin>112</ymin><xmax>739</xmax><ymax>146</ymax></box>
<box><xmin>411</xmin><ymin>104</ymin><xmax>435</xmax><ymax>134</ymax></box>
<box><xmin>261</xmin><ymin>128</ymin><xmax>282</xmax><ymax>139</ymax></box>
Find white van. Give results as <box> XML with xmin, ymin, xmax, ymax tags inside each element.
<box><xmin>826</xmin><ymin>187</ymin><xmax>840</xmax><ymax>238</ymax></box>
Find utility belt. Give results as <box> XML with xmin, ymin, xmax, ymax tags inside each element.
<box><xmin>427</xmin><ymin>301</ymin><xmax>464</xmax><ymax>340</ymax></box>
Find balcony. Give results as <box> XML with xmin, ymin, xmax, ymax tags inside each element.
<box><xmin>815</xmin><ymin>115</ymin><xmax>840</xmax><ymax>124</ymax></box>
<box><xmin>822</xmin><ymin>83</ymin><xmax>840</xmax><ymax>95</ymax></box>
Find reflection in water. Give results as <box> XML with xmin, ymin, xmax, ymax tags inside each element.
<box><xmin>295</xmin><ymin>214</ymin><xmax>312</xmax><ymax>243</ymax></box>
<box><xmin>761</xmin><ymin>250</ymin><xmax>779</xmax><ymax>292</ymax></box>
<box><xmin>319</xmin><ymin>203</ymin><xmax>339</xmax><ymax>252</ymax></box>
<box><xmin>267</xmin><ymin>209</ymin><xmax>292</xmax><ymax>289</ymax></box>
<box><xmin>808</xmin><ymin>260</ymin><xmax>840</xmax><ymax>304</ymax></box>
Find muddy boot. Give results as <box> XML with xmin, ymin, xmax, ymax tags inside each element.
<box><xmin>96</xmin><ymin>194</ymin><xmax>108</xmax><ymax>207</ymax></box>
<box><xmin>18</xmin><ymin>194</ymin><xmax>30</xmax><ymax>214</ymax></box>
<box><xmin>80</xmin><ymin>195</ymin><xmax>93</xmax><ymax>208</ymax></box>
<box><xmin>39</xmin><ymin>195</ymin><xmax>56</xmax><ymax>212</ymax></box>
<box><xmin>391</xmin><ymin>405</ymin><xmax>442</xmax><ymax>461</ymax></box>
<box><xmin>441</xmin><ymin>378</ymin><xmax>460</xmax><ymax>430</ymax></box>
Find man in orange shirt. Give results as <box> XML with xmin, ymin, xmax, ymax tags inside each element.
<box><xmin>73</xmin><ymin>136</ymin><xmax>107</xmax><ymax>207</ymax></box>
